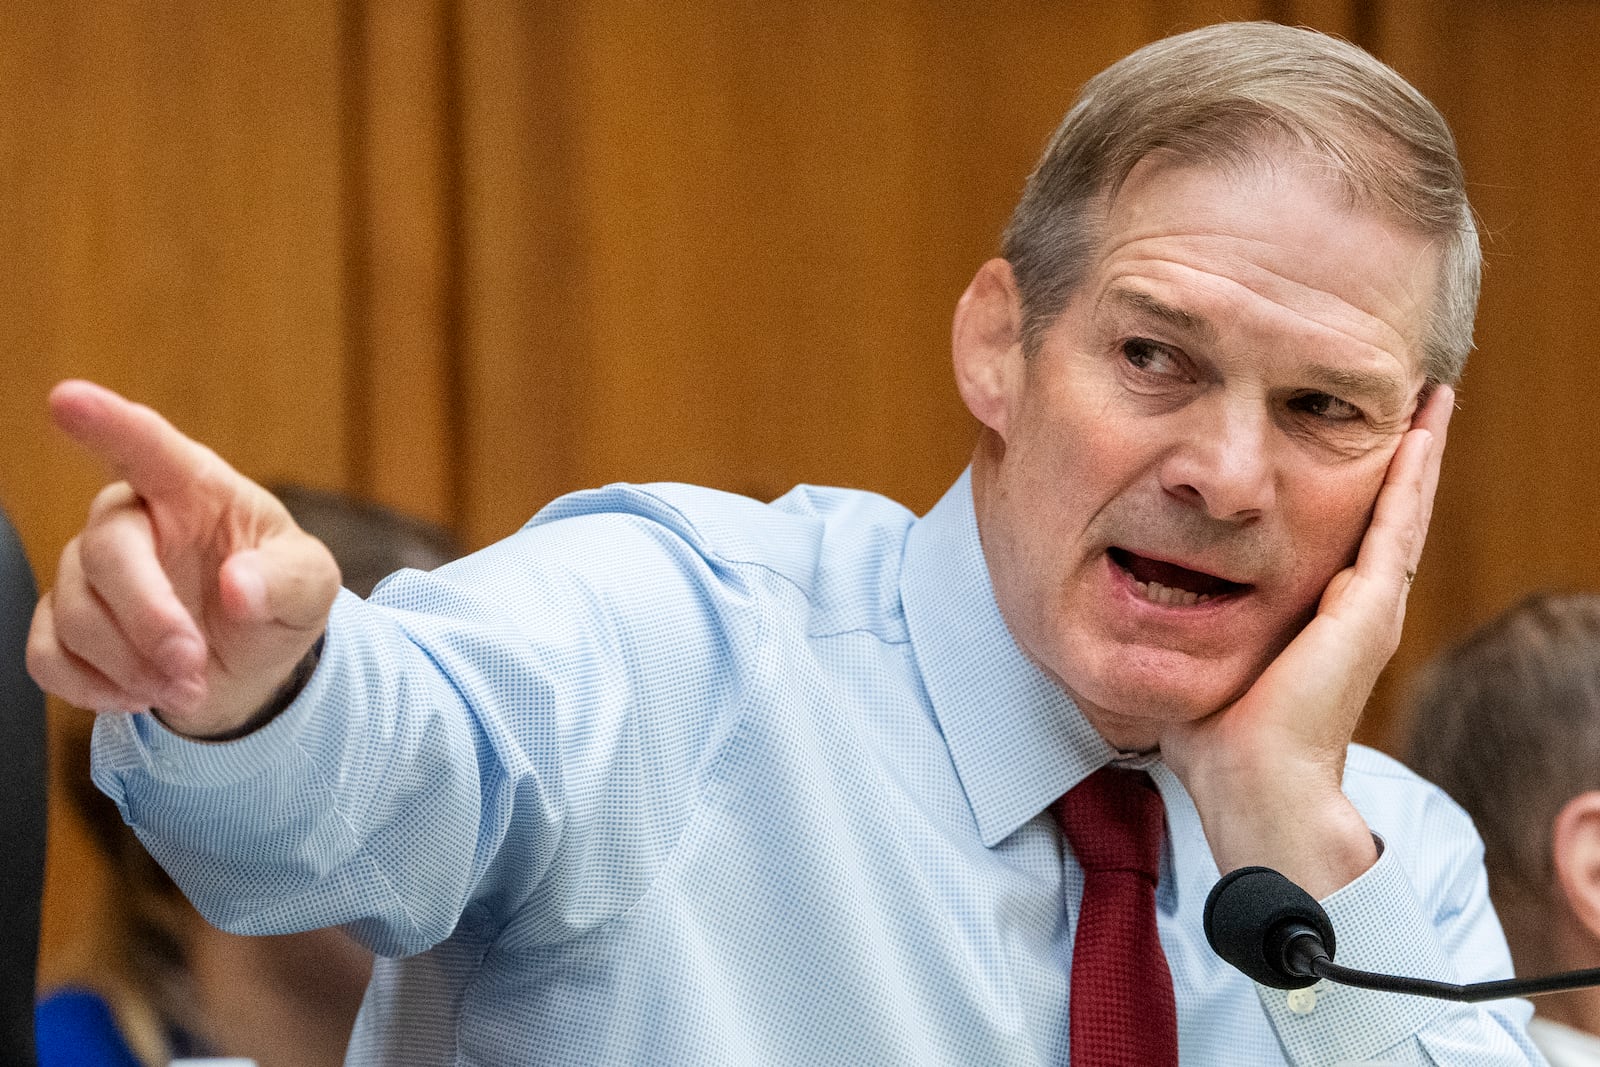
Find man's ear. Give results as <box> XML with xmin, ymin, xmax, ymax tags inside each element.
<box><xmin>952</xmin><ymin>258</ymin><xmax>1026</xmax><ymax>439</ymax></box>
<box><xmin>1552</xmin><ymin>791</ymin><xmax>1600</xmax><ymax>940</ymax></box>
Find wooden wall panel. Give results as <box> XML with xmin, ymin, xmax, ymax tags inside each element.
<box><xmin>1365</xmin><ymin>0</ymin><xmax>1600</xmax><ymax>747</ymax></box>
<box><xmin>0</xmin><ymin>3</ymin><xmax>351</xmax><ymax>570</ymax></box>
<box><xmin>451</xmin><ymin>0</ymin><xmax>1306</xmax><ymax>550</ymax></box>
<box><xmin>346</xmin><ymin>0</ymin><xmax>458</xmax><ymax>529</ymax></box>
<box><xmin>0</xmin><ymin>0</ymin><xmax>351</xmax><ymax>993</ymax></box>
<box><xmin>454</xmin><ymin>0</ymin><xmax>593</xmax><ymax>545</ymax></box>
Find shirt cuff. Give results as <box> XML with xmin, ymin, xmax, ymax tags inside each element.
<box><xmin>1256</xmin><ymin>837</ymin><xmax>1455</xmax><ymax>1064</ymax></box>
<box><xmin>91</xmin><ymin>593</ymin><xmax>355</xmax><ymax>791</ymax></box>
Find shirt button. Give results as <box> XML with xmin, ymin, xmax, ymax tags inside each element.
<box><xmin>1285</xmin><ymin>986</ymin><xmax>1317</xmax><ymax>1015</ymax></box>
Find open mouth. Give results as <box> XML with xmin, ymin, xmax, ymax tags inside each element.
<box><xmin>1107</xmin><ymin>547</ymin><xmax>1249</xmax><ymax>607</ymax></box>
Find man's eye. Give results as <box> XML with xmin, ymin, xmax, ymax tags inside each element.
<box><xmin>1122</xmin><ymin>338</ymin><xmax>1180</xmax><ymax>375</ymax></box>
<box><xmin>1289</xmin><ymin>392</ymin><xmax>1363</xmax><ymax>421</ymax></box>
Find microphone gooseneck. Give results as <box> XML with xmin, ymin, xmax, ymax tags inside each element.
<box><xmin>1204</xmin><ymin>865</ymin><xmax>1600</xmax><ymax>1003</ymax></box>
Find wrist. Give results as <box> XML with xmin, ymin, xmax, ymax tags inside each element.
<box><xmin>1187</xmin><ymin>765</ymin><xmax>1378</xmax><ymax>899</ymax></box>
<box><xmin>154</xmin><ymin>634</ymin><xmax>324</xmax><ymax>743</ymax></box>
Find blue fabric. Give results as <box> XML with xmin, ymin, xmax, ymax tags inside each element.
<box><xmin>35</xmin><ymin>989</ymin><xmax>141</xmax><ymax>1067</ymax></box>
<box><xmin>92</xmin><ymin>470</ymin><xmax>1542</xmax><ymax>1065</ymax></box>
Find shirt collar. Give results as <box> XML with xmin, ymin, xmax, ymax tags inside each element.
<box><xmin>902</xmin><ymin>468</ymin><xmax>1118</xmax><ymax>847</ymax></box>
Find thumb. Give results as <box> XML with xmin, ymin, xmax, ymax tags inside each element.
<box><xmin>219</xmin><ymin>534</ymin><xmax>342</xmax><ymax>633</ymax></box>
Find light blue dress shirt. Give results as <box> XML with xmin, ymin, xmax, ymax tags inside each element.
<box><xmin>94</xmin><ymin>470</ymin><xmax>1541</xmax><ymax>1065</ymax></box>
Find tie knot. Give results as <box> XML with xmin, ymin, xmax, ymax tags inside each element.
<box><xmin>1056</xmin><ymin>766</ymin><xmax>1165</xmax><ymax>879</ymax></box>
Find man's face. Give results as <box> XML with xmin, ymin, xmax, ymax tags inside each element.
<box><xmin>960</xmin><ymin>153</ymin><xmax>1435</xmax><ymax>750</ymax></box>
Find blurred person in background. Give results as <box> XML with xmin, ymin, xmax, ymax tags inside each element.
<box><xmin>1408</xmin><ymin>591</ymin><xmax>1600</xmax><ymax>1067</ymax></box>
<box><xmin>34</xmin><ymin>486</ymin><xmax>461</xmax><ymax>1067</ymax></box>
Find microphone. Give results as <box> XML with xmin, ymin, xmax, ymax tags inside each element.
<box><xmin>1204</xmin><ymin>866</ymin><xmax>1600</xmax><ymax>1003</ymax></box>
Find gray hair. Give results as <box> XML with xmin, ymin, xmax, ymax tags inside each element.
<box><xmin>1406</xmin><ymin>593</ymin><xmax>1600</xmax><ymax>902</ymax></box>
<box><xmin>1001</xmin><ymin>22</ymin><xmax>1479</xmax><ymax>385</ymax></box>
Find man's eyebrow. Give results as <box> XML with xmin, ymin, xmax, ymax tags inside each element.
<box><xmin>1104</xmin><ymin>285</ymin><xmax>1412</xmax><ymax>406</ymax></box>
<box><xmin>1101</xmin><ymin>287</ymin><xmax>1219</xmax><ymax>346</ymax></box>
<box><xmin>1302</xmin><ymin>364</ymin><xmax>1412</xmax><ymax>406</ymax></box>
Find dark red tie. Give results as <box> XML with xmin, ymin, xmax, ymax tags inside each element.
<box><xmin>1056</xmin><ymin>766</ymin><xmax>1179</xmax><ymax>1066</ymax></box>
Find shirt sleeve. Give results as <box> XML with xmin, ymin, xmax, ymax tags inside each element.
<box><xmin>1254</xmin><ymin>796</ymin><xmax>1542</xmax><ymax>1065</ymax></box>
<box><xmin>89</xmin><ymin>498</ymin><xmax>769</xmax><ymax>960</ymax></box>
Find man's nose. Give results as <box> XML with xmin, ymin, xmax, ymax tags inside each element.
<box><xmin>1157</xmin><ymin>397</ymin><xmax>1276</xmax><ymax>522</ymax></box>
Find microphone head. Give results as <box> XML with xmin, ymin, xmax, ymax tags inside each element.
<box><xmin>1203</xmin><ymin>866</ymin><xmax>1336</xmax><ymax>990</ymax></box>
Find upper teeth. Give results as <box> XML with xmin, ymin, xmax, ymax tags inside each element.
<box><xmin>1136</xmin><ymin>579</ymin><xmax>1212</xmax><ymax>606</ymax></box>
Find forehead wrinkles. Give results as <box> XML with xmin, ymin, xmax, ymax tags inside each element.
<box><xmin>1102</xmin><ymin>229</ymin><xmax>1429</xmax><ymax>368</ymax></box>
<box><xmin>1092</xmin><ymin>155</ymin><xmax>1438</xmax><ymax>365</ymax></box>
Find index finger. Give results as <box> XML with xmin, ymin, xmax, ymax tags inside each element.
<box><xmin>50</xmin><ymin>380</ymin><xmax>218</xmax><ymax>501</ymax></box>
<box><xmin>1411</xmin><ymin>383</ymin><xmax>1455</xmax><ymax>539</ymax></box>
<box><xmin>1351</xmin><ymin>382</ymin><xmax>1455</xmax><ymax>590</ymax></box>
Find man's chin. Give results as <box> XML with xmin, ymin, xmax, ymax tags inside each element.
<box><xmin>1067</xmin><ymin>667</ymin><xmax>1257</xmax><ymax>751</ymax></box>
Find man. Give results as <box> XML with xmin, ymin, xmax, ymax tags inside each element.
<box><xmin>1408</xmin><ymin>593</ymin><xmax>1600</xmax><ymax>1066</ymax></box>
<box><xmin>26</xmin><ymin>22</ymin><xmax>1539</xmax><ymax>1065</ymax></box>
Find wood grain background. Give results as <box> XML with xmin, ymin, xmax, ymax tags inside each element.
<box><xmin>4</xmin><ymin>0</ymin><xmax>1596</xmax><ymax>992</ymax></box>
